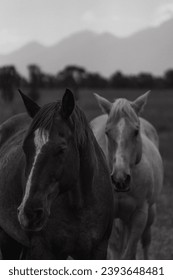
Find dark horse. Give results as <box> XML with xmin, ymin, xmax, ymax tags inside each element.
<box><xmin>0</xmin><ymin>89</ymin><xmax>114</xmax><ymax>259</ymax></box>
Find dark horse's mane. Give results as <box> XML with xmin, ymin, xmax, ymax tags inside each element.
<box><xmin>27</xmin><ymin>101</ymin><xmax>94</xmax><ymax>147</ymax></box>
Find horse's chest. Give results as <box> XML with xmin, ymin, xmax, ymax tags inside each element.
<box><xmin>47</xmin><ymin>212</ymin><xmax>101</xmax><ymax>259</ymax></box>
<box><xmin>116</xmin><ymin>195</ymin><xmax>137</xmax><ymax>222</ymax></box>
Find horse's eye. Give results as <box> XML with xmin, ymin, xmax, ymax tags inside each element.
<box><xmin>105</xmin><ymin>130</ymin><xmax>109</xmax><ymax>137</ymax></box>
<box><xmin>134</xmin><ymin>129</ymin><xmax>139</xmax><ymax>136</ymax></box>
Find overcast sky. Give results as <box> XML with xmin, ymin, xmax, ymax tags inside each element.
<box><xmin>0</xmin><ymin>0</ymin><xmax>173</xmax><ymax>53</ymax></box>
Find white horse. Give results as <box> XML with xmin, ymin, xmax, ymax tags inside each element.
<box><xmin>91</xmin><ymin>91</ymin><xmax>163</xmax><ymax>259</ymax></box>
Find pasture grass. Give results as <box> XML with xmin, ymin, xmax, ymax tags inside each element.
<box><xmin>0</xmin><ymin>88</ymin><xmax>172</xmax><ymax>259</ymax></box>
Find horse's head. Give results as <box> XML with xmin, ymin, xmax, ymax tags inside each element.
<box><xmin>18</xmin><ymin>89</ymin><xmax>80</xmax><ymax>231</ymax></box>
<box><xmin>94</xmin><ymin>91</ymin><xmax>150</xmax><ymax>192</ymax></box>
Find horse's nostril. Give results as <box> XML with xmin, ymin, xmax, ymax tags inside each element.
<box><xmin>33</xmin><ymin>208</ymin><xmax>44</xmax><ymax>220</ymax></box>
<box><xmin>111</xmin><ymin>174</ymin><xmax>116</xmax><ymax>185</ymax></box>
<box><xmin>25</xmin><ymin>208</ymin><xmax>44</xmax><ymax>222</ymax></box>
<box><xmin>125</xmin><ymin>174</ymin><xmax>131</xmax><ymax>186</ymax></box>
<box><xmin>111</xmin><ymin>174</ymin><xmax>130</xmax><ymax>186</ymax></box>
<box><xmin>111</xmin><ymin>172</ymin><xmax>131</xmax><ymax>192</ymax></box>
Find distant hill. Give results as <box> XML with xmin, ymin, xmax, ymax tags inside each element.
<box><xmin>0</xmin><ymin>19</ymin><xmax>173</xmax><ymax>77</ymax></box>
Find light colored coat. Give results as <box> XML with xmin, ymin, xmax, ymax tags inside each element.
<box><xmin>91</xmin><ymin>92</ymin><xmax>163</xmax><ymax>259</ymax></box>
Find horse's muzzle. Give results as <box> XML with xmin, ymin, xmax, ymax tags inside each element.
<box><xmin>18</xmin><ymin>206</ymin><xmax>47</xmax><ymax>232</ymax></box>
<box><xmin>111</xmin><ymin>174</ymin><xmax>131</xmax><ymax>192</ymax></box>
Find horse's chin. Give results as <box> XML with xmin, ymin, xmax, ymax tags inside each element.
<box><xmin>21</xmin><ymin>220</ymin><xmax>47</xmax><ymax>232</ymax></box>
<box><xmin>18</xmin><ymin>212</ymin><xmax>49</xmax><ymax>232</ymax></box>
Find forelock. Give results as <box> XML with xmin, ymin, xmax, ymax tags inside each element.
<box><xmin>27</xmin><ymin>102</ymin><xmax>60</xmax><ymax>137</ymax></box>
<box><xmin>26</xmin><ymin>101</ymin><xmax>93</xmax><ymax>148</ymax></box>
<box><xmin>34</xmin><ymin>129</ymin><xmax>49</xmax><ymax>150</ymax></box>
<box><xmin>109</xmin><ymin>98</ymin><xmax>139</xmax><ymax>126</ymax></box>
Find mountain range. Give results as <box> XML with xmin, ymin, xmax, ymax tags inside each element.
<box><xmin>0</xmin><ymin>18</ymin><xmax>173</xmax><ymax>77</ymax></box>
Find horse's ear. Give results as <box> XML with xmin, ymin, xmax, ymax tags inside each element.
<box><xmin>18</xmin><ymin>89</ymin><xmax>40</xmax><ymax>118</ymax></box>
<box><xmin>94</xmin><ymin>93</ymin><xmax>112</xmax><ymax>114</ymax></box>
<box><xmin>61</xmin><ymin>88</ymin><xmax>75</xmax><ymax>119</ymax></box>
<box><xmin>131</xmin><ymin>90</ymin><xmax>151</xmax><ymax>115</ymax></box>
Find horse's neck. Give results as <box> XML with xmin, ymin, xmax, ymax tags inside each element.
<box><xmin>131</xmin><ymin>135</ymin><xmax>156</xmax><ymax>180</ymax></box>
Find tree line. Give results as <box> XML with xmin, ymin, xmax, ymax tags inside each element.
<box><xmin>0</xmin><ymin>64</ymin><xmax>173</xmax><ymax>102</ymax></box>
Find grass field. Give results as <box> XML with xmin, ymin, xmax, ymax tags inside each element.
<box><xmin>0</xmin><ymin>88</ymin><xmax>173</xmax><ymax>259</ymax></box>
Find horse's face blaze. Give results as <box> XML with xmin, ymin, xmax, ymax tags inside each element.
<box><xmin>105</xmin><ymin>100</ymin><xmax>142</xmax><ymax>191</ymax></box>
<box><xmin>18</xmin><ymin>115</ymin><xmax>73</xmax><ymax>231</ymax></box>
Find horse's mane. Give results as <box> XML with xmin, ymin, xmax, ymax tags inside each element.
<box><xmin>27</xmin><ymin>102</ymin><xmax>59</xmax><ymax>135</ymax></box>
<box><xmin>69</xmin><ymin>105</ymin><xmax>93</xmax><ymax>146</ymax></box>
<box><xmin>27</xmin><ymin>101</ymin><xmax>93</xmax><ymax>147</ymax></box>
<box><xmin>109</xmin><ymin>98</ymin><xmax>139</xmax><ymax>126</ymax></box>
